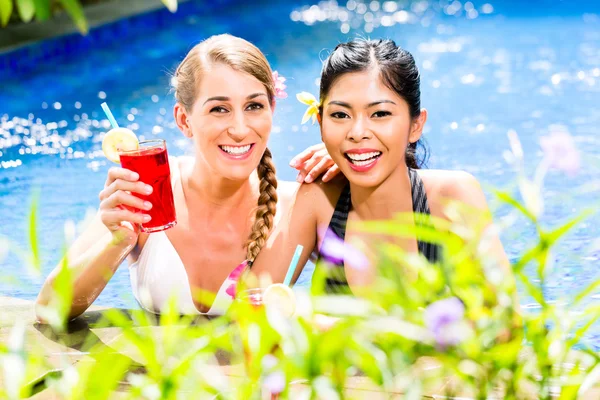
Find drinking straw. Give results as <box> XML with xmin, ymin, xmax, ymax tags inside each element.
<box><xmin>101</xmin><ymin>102</ymin><xmax>119</xmax><ymax>129</ymax></box>
<box><xmin>283</xmin><ymin>245</ymin><xmax>303</xmax><ymax>286</ymax></box>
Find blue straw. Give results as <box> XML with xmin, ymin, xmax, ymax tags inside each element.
<box><xmin>283</xmin><ymin>245</ymin><xmax>303</xmax><ymax>286</ymax></box>
<box><xmin>101</xmin><ymin>102</ymin><xmax>119</xmax><ymax>129</ymax></box>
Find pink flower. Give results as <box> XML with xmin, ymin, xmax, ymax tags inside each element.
<box><xmin>540</xmin><ymin>130</ymin><xmax>580</xmax><ymax>176</ymax></box>
<box><xmin>272</xmin><ymin>71</ymin><xmax>288</xmax><ymax>99</ymax></box>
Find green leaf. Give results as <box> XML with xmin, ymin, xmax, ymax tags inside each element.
<box><xmin>58</xmin><ymin>0</ymin><xmax>88</xmax><ymax>34</ymax></box>
<box><xmin>567</xmin><ymin>306</ymin><xmax>600</xmax><ymax>348</ymax></box>
<box><xmin>358</xmin><ymin>212</ymin><xmax>454</xmax><ymax>242</ymax></box>
<box><xmin>544</xmin><ymin>210</ymin><xmax>592</xmax><ymax>246</ymax></box>
<box><xmin>574</xmin><ymin>279</ymin><xmax>600</xmax><ymax>306</ymax></box>
<box><xmin>557</xmin><ymin>362</ymin><xmax>583</xmax><ymax>400</ymax></box>
<box><xmin>16</xmin><ymin>0</ymin><xmax>35</xmax><ymax>22</ymax></box>
<box><xmin>160</xmin><ymin>294</ymin><xmax>181</xmax><ymax>328</ymax></box>
<box><xmin>70</xmin><ymin>348</ymin><xmax>132</xmax><ymax>400</ymax></box>
<box><xmin>494</xmin><ymin>189</ymin><xmax>539</xmax><ymax>224</ymax></box>
<box><xmin>161</xmin><ymin>0</ymin><xmax>178</xmax><ymax>12</ymax></box>
<box><xmin>35</xmin><ymin>254</ymin><xmax>73</xmax><ymax>332</ymax></box>
<box><xmin>579</xmin><ymin>363</ymin><xmax>600</xmax><ymax>398</ymax></box>
<box><xmin>20</xmin><ymin>369</ymin><xmax>63</xmax><ymax>397</ymax></box>
<box><xmin>102</xmin><ymin>308</ymin><xmax>134</xmax><ymax>329</ymax></box>
<box><xmin>486</xmin><ymin>338</ymin><xmax>522</xmax><ymax>367</ymax></box>
<box><xmin>518</xmin><ymin>271</ymin><xmax>545</xmax><ymax>307</ymax></box>
<box><xmin>577</xmin><ymin>347</ymin><xmax>600</xmax><ymax>365</ymax></box>
<box><xmin>28</xmin><ymin>191</ymin><xmax>41</xmax><ymax>273</ymax></box>
<box><xmin>53</xmin><ymin>254</ymin><xmax>74</xmax><ymax>324</ymax></box>
<box><xmin>362</xmin><ymin>317</ymin><xmax>434</xmax><ymax>344</ymax></box>
<box><xmin>0</xmin><ymin>0</ymin><xmax>13</xmax><ymax>26</ymax></box>
<box><xmin>32</xmin><ymin>0</ymin><xmax>51</xmax><ymax>20</ymax></box>
<box><xmin>513</xmin><ymin>241</ymin><xmax>546</xmax><ymax>274</ymax></box>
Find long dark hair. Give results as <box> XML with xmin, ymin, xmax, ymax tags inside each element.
<box><xmin>319</xmin><ymin>39</ymin><xmax>429</xmax><ymax>169</ymax></box>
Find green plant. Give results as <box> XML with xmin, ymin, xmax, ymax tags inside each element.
<box><xmin>0</xmin><ymin>0</ymin><xmax>179</xmax><ymax>34</ymax></box>
<box><xmin>1</xmin><ymin>130</ymin><xmax>598</xmax><ymax>399</ymax></box>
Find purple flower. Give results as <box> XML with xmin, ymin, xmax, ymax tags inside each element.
<box><xmin>424</xmin><ymin>297</ymin><xmax>465</xmax><ymax>348</ymax></box>
<box><xmin>263</xmin><ymin>370</ymin><xmax>286</xmax><ymax>395</ymax></box>
<box><xmin>319</xmin><ymin>227</ymin><xmax>369</xmax><ymax>270</ymax></box>
<box><xmin>540</xmin><ymin>130</ymin><xmax>580</xmax><ymax>176</ymax></box>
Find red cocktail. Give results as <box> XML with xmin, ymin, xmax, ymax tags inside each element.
<box><xmin>119</xmin><ymin>139</ymin><xmax>176</xmax><ymax>233</ymax></box>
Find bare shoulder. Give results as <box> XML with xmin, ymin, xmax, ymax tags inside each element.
<box><xmin>277</xmin><ymin>176</ymin><xmax>347</xmax><ymax>224</ymax></box>
<box><xmin>173</xmin><ymin>155</ymin><xmax>194</xmax><ymax>170</ymax></box>
<box><xmin>278</xmin><ymin>176</ymin><xmax>346</xmax><ymax>203</ymax></box>
<box><xmin>275</xmin><ymin>180</ymin><xmax>301</xmax><ymax>216</ymax></box>
<box><xmin>314</xmin><ymin>175</ymin><xmax>348</xmax><ymax>205</ymax></box>
<box><xmin>276</xmin><ymin>180</ymin><xmax>301</xmax><ymax>202</ymax></box>
<box><xmin>417</xmin><ymin>169</ymin><xmax>488</xmax><ymax>209</ymax></box>
<box><xmin>168</xmin><ymin>155</ymin><xmax>194</xmax><ymax>183</ymax></box>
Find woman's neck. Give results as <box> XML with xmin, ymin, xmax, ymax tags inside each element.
<box><xmin>187</xmin><ymin>158</ymin><xmax>257</xmax><ymax>209</ymax></box>
<box><xmin>350</xmin><ymin>165</ymin><xmax>413</xmax><ymax>220</ymax></box>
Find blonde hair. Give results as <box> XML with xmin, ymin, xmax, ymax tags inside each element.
<box><xmin>171</xmin><ymin>34</ymin><xmax>278</xmax><ymax>263</ymax></box>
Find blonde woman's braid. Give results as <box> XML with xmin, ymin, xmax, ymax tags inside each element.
<box><xmin>246</xmin><ymin>148</ymin><xmax>278</xmax><ymax>263</ymax></box>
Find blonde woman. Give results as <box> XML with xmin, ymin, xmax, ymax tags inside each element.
<box><xmin>36</xmin><ymin>34</ymin><xmax>339</xmax><ymax>318</ymax></box>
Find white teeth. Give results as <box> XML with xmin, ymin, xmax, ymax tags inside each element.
<box><xmin>346</xmin><ymin>151</ymin><xmax>381</xmax><ymax>161</ymax></box>
<box><xmin>220</xmin><ymin>144</ymin><xmax>251</xmax><ymax>155</ymax></box>
<box><xmin>351</xmin><ymin>159</ymin><xmax>377</xmax><ymax>167</ymax></box>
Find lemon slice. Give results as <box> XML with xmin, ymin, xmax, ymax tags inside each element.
<box><xmin>263</xmin><ymin>283</ymin><xmax>296</xmax><ymax>317</ymax></box>
<box><xmin>102</xmin><ymin>128</ymin><xmax>139</xmax><ymax>163</ymax></box>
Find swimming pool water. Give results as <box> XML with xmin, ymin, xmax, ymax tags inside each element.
<box><xmin>1</xmin><ymin>0</ymin><xmax>599</xmax><ymax>341</ymax></box>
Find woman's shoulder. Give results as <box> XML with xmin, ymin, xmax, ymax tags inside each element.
<box><xmin>168</xmin><ymin>155</ymin><xmax>195</xmax><ymax>184</ymax></box>
<box><xmin>276</xmin><ymin>176</ymin><xmax>347</xmax><ymax>223</ymax></box>
<box><xmin>417</xmin><ymin>169</ymin><xmax>487</xmax><ymax>209</ymax></box>
<box><xmin>276</xmin><ymin>180</ymin><xmax>300</xmax><ymax>199</ymax></box>
<box><xmin>417</xmin><ymin>168</ymin><xmax>479</xmax><ymax>187</ymax></box>
<box><xmin>169</xmin><ymin>155</ymin><xmax>194</xmax><ymax>169</ymax></box>
<box><xmin>278</xmin><ymin>176</ymin><xmax>347</xmax><ymax>204</ymax></box>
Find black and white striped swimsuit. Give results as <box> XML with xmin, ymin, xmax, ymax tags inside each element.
<box><xmin>323</xmin><ymin>168</ymin><xmax>441</xmax><ymax>293</ymax></box>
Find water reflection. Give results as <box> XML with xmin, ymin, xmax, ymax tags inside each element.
<box><xmin>0</xmin><ymin>0</ymin><xmax>599</xmax><ymax>340</ymax></box>
<box><xmin>291</xmin><ymin>0</ymin><xmax>495</xmax><ymax>33</ymax></box>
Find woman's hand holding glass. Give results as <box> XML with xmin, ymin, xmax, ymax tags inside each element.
<box><xmin>98</xmin><ymin>167</ymin><xmax>153</xmax><ymax>243</ymax></box>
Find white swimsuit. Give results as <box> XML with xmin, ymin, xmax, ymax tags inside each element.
<box><xmin>128</xmin><ymin>157</ymin><xmax>246</xmax><ymax>316</ymax></box>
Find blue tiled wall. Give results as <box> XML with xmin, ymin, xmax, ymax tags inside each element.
<box><xmin>0</xmin><ymin>0</ymin><xmax>237</xmax><ymax>77</ymax></box>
